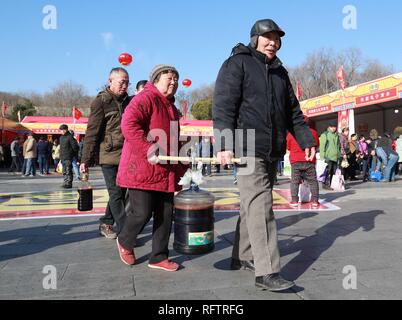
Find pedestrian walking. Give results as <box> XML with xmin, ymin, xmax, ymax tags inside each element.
<box><xmin>80</xmin><ymin>67</ymin><xmax>132</xmax><ymax>238</ymax></box>
<box><xmin>213</xmin><ymin>19</ymin><xmax>316</xmax><ymax>291</ymax></box>
<box><xmin>319</xmin><ymin>123</ymin><xmax>341</xmax><ymax>190</ymax></box>
<box><xmin>59</xmin><ymin>124</ymin><xmax>79</xmax><ymax>188</ymax></box>
<box><xmin>9</xmin><ymin>137</ymin><xmax>21</xmax><ymax>173</ymax></box>
<box><xmin>115</xmin><ymin>64</ymin><xmax>187</xmax><ymax>271</ymax></box>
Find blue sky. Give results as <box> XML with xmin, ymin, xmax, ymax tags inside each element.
<box><xmin>1</xmin><ymin>0</ymin><xmax>401</xmax><ymax>96</ymax></box>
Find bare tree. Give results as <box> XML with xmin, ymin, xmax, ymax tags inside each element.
<box><xmin>43</xmin><ymin>81</ymin><xmax>89</xmax><ymax>116</ymax></box>
<box><xmin>289</xmin><ymin>47</ymin><xmax>394</xmax><ymax>100</ymax></box>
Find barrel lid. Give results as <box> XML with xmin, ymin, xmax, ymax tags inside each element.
<box><xmin>175</xmin><ymin>186</ymin><xmax>215</xmax><ymax>205</ymax></box>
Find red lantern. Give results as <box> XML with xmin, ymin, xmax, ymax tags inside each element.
<box><xmin>182</xmin><ymin>79</ymin><xmax>192</xmax><ymax>88</ymax></box>
<box><xmin>118</xmin><ymin>53</ymin><xmax>133</xmax><ymax>66</ymax></box>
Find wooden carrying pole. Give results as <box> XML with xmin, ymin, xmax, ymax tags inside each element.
<box><xmin>158</xmin><ymin>155</ymin><xmax>246</xmax><ymax>165</ymax></box>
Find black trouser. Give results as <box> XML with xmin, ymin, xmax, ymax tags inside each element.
<box><xmin>324</xmin><ymin>160</ymin><xmax>338</xmax><ymax>186</ymax></box>
<box><xmin>360</xmin><ymin>156</ymin><xmax>369</xmax><ymax>180</ymax></box>
<box><xmin>118</xmin><ymin>189</ymin><xmax>174</xmax><ymax>264</ymax></box>
<box><xmin>346</xmin><ymin>153</ymin><xmax>358</xmax><ymax>179</ymax></box>
<box><xmin>9</xmin><ymin>156</ymin><xmax>20</xmax><ymax>172</ymax></box>
<box><xmin>202</xmin><ymin>164</ymin><xmax>211</xmax><ymax>176</ymax></box>
<box><xmin>100</xmin><ymin>165</ymin><xmax>127</xmax><ymax>234</ymax></box>
<box><xmin>62</xmin><ymin>159</ymin><xmax>73</xmax><ymax>186</ymax></box>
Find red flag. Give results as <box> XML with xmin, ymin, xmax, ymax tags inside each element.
<box><xmin>296</xmin><ymin>82</ymin><xmax>303</xmax><ymax>100</ymax></box>
<box><xmin>337</xmin><ymin>66</ymin><xmax>347</xmax><ymax>90</ymax></box>
<box><xmin>72</xmin><ymin>107</ymin><xmax>82</xmax><ymax>120</ymax></box>
<box><xmin>1</xmin><ymin>102</ymin><xmax>6</xmax><ymax>117</ymax></box>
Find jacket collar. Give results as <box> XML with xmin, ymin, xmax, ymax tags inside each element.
<box><xmin>144</xmin><ymin>82</ymin><xmax>176</xmax><ymax>104</ymax></box>
<box><xmin>248</xmin><ymin>44</ymin><xmax>283</xmax><ymax>68</ymax></box>
<box><xmin>106</xmin><ymin>88</ymin><xmax>128</xmax><ymax>103</ymax></box>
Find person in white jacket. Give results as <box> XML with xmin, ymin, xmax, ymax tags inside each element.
<box><xmin>396</xmin><ymin>135</ymin><xmax>402</xmax><ymax>175</ymax></box>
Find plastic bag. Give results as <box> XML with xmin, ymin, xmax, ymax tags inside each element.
<box><xmin>316</xmin><ymin>160</ymin><xmax>328</xmax><ymax>183</ymax></box>
<box><xmin>56</xmin><ymin>162</ymin><xmax>63</xmax><ymax>174</ymax></box>
<box><xmin>370</xmin><ymin>170</ymin><xmax>383</xmax><ymax>182</ymax></box>
<box><xmin>330</xmin><ymin>169</ymin><xmax>345</xmax><ymax>191</ymax></box>
<box><xmin>341</xmin><ymin>159</ymin><xmax>350</xmax><ymax>169</ymax></box>
<box><xmin>298</xmin><ymin>181</ymin><xmax>311</xmax><ymax>203</ymax></box>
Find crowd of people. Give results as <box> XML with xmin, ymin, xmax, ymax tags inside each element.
<box><xmin>5</xmin><ymin>131</ymin><xmax>84</xmax><ymax>181</ymax></box>
<box><xmin>318</xmin><ymin>125</ymin><xmax>401</xmax><ymax>187</ymax></box>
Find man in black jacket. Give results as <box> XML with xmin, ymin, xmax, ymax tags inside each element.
<box><xmin>213</xmin><ymin>19</ymin><xmax>316</xmax><ymax>292</ymax></box>
<box><xmin>59</xmin><ymin>124</ymin><xmax>79</xmax><ymax>188</ymax></box>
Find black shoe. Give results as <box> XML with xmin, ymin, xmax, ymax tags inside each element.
<box><xmin>231</xmin><ymin>259</ymin><xmax>255</xmax><ymax>272</ymax></box>
<box><xmin>255</xmin><ymin>273</ymin><xmax>295</xmax><ymax>292</ymax></box>
<box><xmin>62</xmin><ymin>185</ymin><xmax>72</xmax><ymax>189</ymax></box>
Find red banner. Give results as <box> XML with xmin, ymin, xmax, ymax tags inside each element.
<box><xmin>356</xmin><ymin>88</ymin><xmax>397</xmax><ymax>105</ymax></box>
<box><xmin>296</xmin><ymin>82</ymin><xmax>303</xmax><ymax>100</ymax></box>
<box><xmin>337</xmin><ymin>66</ymin><xmax>346</xmax><ymax>90</ymax></box>
<box><xmin>1</xmin><ymin>102</ymin><xmax>6</xmax><ymax>117</ymax></box>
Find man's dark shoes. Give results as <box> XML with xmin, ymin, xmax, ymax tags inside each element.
<box><xmin>231</xmin><ymin>259</ymin><xmax>255</xmax><ymax>272</ymax></box>
<box><xmin>255</xmin><ymin>273</ymin><xmax>295</xmax><ymax>292</ymax></box>
<box><xmin>99</xmin><ymin>224</ymin><xmax>117</xmax><ymax>239</ymax></box>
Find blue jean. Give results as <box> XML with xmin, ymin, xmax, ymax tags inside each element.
<box><xmin>38</xmin><ymin>154</ymin><xmax>49</xmax><ymax>174</ymax></box>
<box><xmin>375</xmin><ymin>147</ymin><xmax>388</xmax><ymax>172</ymax></box>
<box><xmin>383</xmin><ymin>153</ymin><xmax>399</xmax><ymax>181</ymax></box>
<box><xmin>72</xmin><ymin>157</ymin><xmax>80</xmax><ymax>180</ymax></box>
<box><xmin>25</xmin><ymin>158</ymin><xmax>36</xmax><ymax>176</ymax></box>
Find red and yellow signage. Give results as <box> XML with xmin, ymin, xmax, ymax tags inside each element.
<box><xmin>301</xmin><ymin>72</ymin><xmax>402</xmax><ymax>117</ymax></box>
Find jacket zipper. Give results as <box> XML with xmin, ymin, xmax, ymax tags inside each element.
<box><xmin>266</xmin><ymin>62</ymin><xmax>273</xmax><ymax>161</ymax></box>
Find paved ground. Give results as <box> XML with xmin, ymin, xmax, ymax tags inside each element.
<box><xmin>1</xmin><ymin>167</ymin><xmax>402</xmax><ymax>300</ymax></box>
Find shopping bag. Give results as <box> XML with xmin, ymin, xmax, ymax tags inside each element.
<box><xmin>316</xmin><ymin>159</ymin><xmax>327</xmax><ymax>177</ymax></box>
<box><xmin>283</xmin><ymin>153</ymin><xmax>291</xmax><ymax>177</ymax></box>
<box><xmin>330</xmin><ymin>169</ymin><xmax>345</xmax><ymax>191</ymax></box>
<box><xmin>316</xmin><ymin>159</ymin><xmax>328</xmax><ymax>183</ymax></box>
<box><xmin>298</xmin><ymin>181</ymin><xmax>311</xmax><ymax>203</ymax></box>
<box><xmin>317</xmin><ymin>167</ymin><xmax>328</xmax><ymax>183</ymax></box>
<box><xmin>369</xmin><ymin>170</ymin><xmax>382</xmax><ymax>182</ymax></box>
<box><xmin>56</xmin><ymin>162</ymin><xmax>63</xmax><ymax>174</ymax></box>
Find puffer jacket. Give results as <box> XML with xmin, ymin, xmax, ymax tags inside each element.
<box><xmin>116</xmin><ymin>83</ymin><xmax>187</xmax><ymax>193</ymax></box>
<box><xmin>213</xmin><ymin>43</ymin><xmax>315</xmax><ymax>161</ymax></box>
<box><xmin>81</xmin><ymin>89</ymin><xmax>131</xmax><ymax>166</ymax></box>
<box><xmin>60</xmin><ymin>132</ymin><xmax>79</xmax><ymax>161</ymax></box>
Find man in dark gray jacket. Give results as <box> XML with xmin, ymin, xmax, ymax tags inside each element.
<box><xmin>59</xmin><ymin>124</ymin><xmax>79</xmax><ymax>188</ymax></box>
<box><xmin>213</xmin><ymin>19</ymin><xmax>316</xmax><ymax>292</ymax></box>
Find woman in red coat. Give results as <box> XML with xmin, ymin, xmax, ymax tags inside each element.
<box><xmin>116</xmin><ymin>65</ymin><xmax>186</xmax><ymax>271</ymax></box>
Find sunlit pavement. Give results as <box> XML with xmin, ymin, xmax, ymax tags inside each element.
<box><xmin>0</xmin><ymin>167</ymin><xmax>402</xmax><ymax>300</ymax></box>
